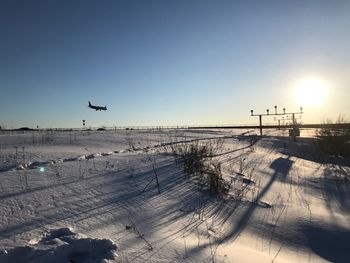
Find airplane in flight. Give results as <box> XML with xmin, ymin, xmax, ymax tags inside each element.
<box><xmin>88</xmin><ymin>101</ymin><xmax>107</xmax><ymax>111</ymax></box>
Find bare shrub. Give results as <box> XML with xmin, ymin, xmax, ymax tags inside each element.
<box><xmin>227</xmin><ymin>156</ymin><xmax>258</xmax><ymax>202</ymax></box>
<box><xmin>142</xmin><ymin>148</ymin><xmax>161</xmax><ymax>194</ymax></box>
<box><xmin>124</xmin><ymin>131</ymin><xmax>136</xmax><ymax>150</ymax></box>
<box><xmin>204</xmin><ymin>159</ymin><xmax>227</xmax><ymax>195</ymax></box>
<box><xmin>317</xmin><ymin>115</ymin><xmax>350</xmax><ymax>157</ymax></box>
<box><xmin>177</xmin><ymin>141</ymin><xmax>210</xmax><ymax>175</ymax></box>
<box><xmin>126</xmin><ymin>216</ymin><xmax>153</xmax><ymax>250</ymax></box>
<box><xmin>171</xmin><ymin>139</ymin><xmax>227</xmax><ymax>195</ymax></box>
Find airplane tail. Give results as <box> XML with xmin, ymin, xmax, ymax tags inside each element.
<box><xmin>88</xmin><ymin>101</ymin><xmax>91</xmax><ymax>106</ymax></box>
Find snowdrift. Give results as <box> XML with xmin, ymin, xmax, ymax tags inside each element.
<box><xmin>0</xmin><ymin>228</ymin><xmax>117</xmax><ymax>263</ymax></box>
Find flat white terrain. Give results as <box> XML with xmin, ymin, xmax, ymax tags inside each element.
<box><xmin>0</xmin><ymin>129</ymin><xmax>349</xmax><ymax>263</ymax></box>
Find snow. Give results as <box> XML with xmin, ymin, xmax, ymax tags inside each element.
<box><xmin>0</xmin><ymin>227</ymin><xmax>117</xmax><ymax>263</ymax></box>
<box><xmin>0</xmin><ymin>129</ymin><xmax>349</xmax><ymax>262</ymax></box>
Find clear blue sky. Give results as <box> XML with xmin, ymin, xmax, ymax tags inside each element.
<box><xmin>1</xmin><ymin>0</ymin><xmax>349</xmax><ymax>128</ymax></box>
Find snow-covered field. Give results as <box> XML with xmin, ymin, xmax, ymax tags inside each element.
<box><xmin>0</xmin><ymin>129</ymin><xmax>349</xmax><ymax>263</ymax></box>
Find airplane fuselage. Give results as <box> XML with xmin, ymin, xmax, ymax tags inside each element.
<box><xmin>88</xmin><ymin>101</ymin><xmax>107</xmax><ymax>111</ymax></box>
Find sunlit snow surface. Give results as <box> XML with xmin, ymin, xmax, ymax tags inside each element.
<box><xmin>0</xmin><ymin>129</ymin><xmax>349</xmax><ymax>262</ymax></box>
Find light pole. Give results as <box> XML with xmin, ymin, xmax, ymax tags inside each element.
<box><xmin>250</xmin><ymin>106</ymin><xmax>303</xmax><ymax>140</ymax></box>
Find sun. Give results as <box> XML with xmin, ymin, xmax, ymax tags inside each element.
<box><xmin>294</xmin><ymin>78</ymin><xmax>328</xmax><ymax>107</ymax></box>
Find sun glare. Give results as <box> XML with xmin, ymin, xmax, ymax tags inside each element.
<box><xmin>294</xmin><ymin>78</ymin><xmax>328</xmax><ymax>107</ymax></box>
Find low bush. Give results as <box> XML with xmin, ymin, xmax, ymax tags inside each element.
<box><xmin>317</xmin><ymin>116</ymin><xmax>350</xmax><ymax>157</ymax></box>
<box><xmin>171</xmin><ymin>139</ymin><xmax>227</xmax><ymax>194</ymax></box>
